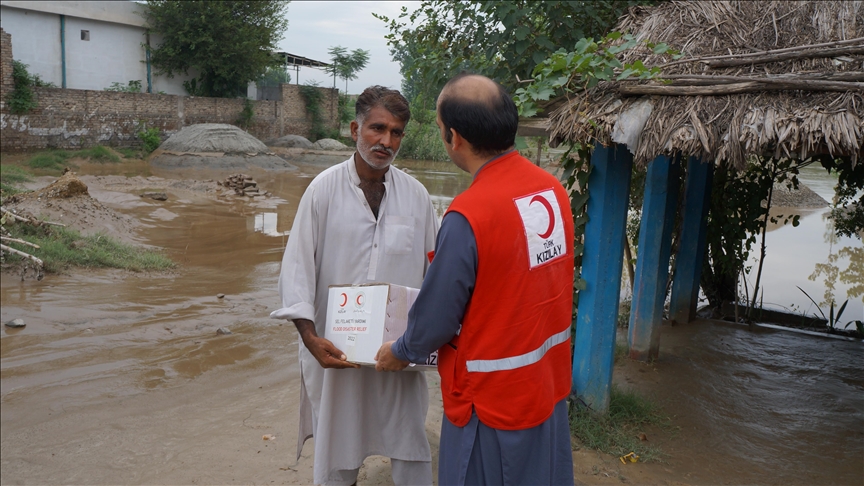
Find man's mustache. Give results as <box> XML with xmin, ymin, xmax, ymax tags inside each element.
<box><xmin>370</xmin><ymin>144</ymin><xmax>394</xmax><ymax>155</ymax></box>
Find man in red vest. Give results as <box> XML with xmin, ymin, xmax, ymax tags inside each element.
<box><xmin>376</xmin><ymin>73</ymin><xmax>575</xmax><ymax>485</ymax></box>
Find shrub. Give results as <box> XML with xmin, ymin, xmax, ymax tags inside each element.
<box><xmin>397</xmin><ymin>94</ymin><xmax>449</xmax><ymax>162</ymax></box>
<box><xmin>236</xmin><ymin>98</ymin><xmax>255</xmax><ymax>129</ymax></box>
<box><xmin>399</xmin><ymin>120</ymin><xmax>449</xmax><ymax>162</ymax></box>
<box><xmin>138</xmin><ymin>127</ymin><xmax>162</xmax><ymax>153</ymax></box>
<box><xmin>104</xmin><ymin>80</ymin><xmax>143</xmax><ymax>93</ymax></box>
<box><xmin>299</xmin><ymin>82</ymin><xmax>339</xmax><ymax>141</ymax></box>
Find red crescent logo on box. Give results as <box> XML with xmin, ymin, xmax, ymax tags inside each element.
<box><xmin>355</xmin><ymin>291</ymin><xmax>365</xmax><ymax>308</ymax></box>
<box><xmin>339</xmin><ymin>292</ymin><xmax>348</xmax><ymax>307</ymax></box>
<box><xmin>530</xmin><ymin>195</ymin><xmax>555</xmax><ymax>239</ymax></box>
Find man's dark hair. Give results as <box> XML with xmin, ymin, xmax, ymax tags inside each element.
<box><xmin>438</xmin><ymin>73</ymin><xmax>518</xmax><ymax>156</ymax></box>
<box><xmin>355</xmin><ymin>86</ymin><xmax>411</xmax><ymax>125</ymax></box>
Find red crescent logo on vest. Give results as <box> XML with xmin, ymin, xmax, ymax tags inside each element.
<box><xmin>339</xmin><ymin>292</ymin><xmax>348</xmax><ymax>307</ymax></box>
<box><xmin>530</xmin><ymin>195</ymin><xmax>555</xmax><ymax>239</ymax></box>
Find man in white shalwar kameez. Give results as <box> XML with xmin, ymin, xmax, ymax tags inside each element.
<box><xmin>270</xmin><ymin>86</ymin><xmax>438</xmax><ymax>486</ymax></box>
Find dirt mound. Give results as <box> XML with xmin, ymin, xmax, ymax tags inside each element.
<box><xmin>312</xmin><ymin>138</ymin><xmax>349</xmax><ymax>150</ymax></box>
<box><xmin>266</xmin><ymin>135</ymin><xmax>314</xmax><ymax>149</ymax></box>
<box><xmin>38</xmin><ymin>170</ymin><xmax>89</xmax><ymax>198</ymax></box>
<box><xmin>159</xmin><ymin>124</ymin><xmax>269</xmax><ymax>154</ymax></box>
<box><xmin>4</xmin><ymin>185</ymin><xmax>140</xmax><ymax>245</ymax></box>
<box><xmin>771</xmin><ymin>181</ymin><xmax>829</xmax><ymax>208</ymax></box>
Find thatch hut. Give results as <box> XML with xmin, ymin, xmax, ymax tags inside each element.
<box><xmin>549</xmin><ymin>0</ymin><xmax>862</xmax><ymax>167</ymax></box>
<box><xmin>547</xmin><ymin>0</ymin><xmax>862</xmax><ymax>412</ymax></box>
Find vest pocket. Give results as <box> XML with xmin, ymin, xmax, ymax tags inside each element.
<box><xmin>384</xmin><ymin>215</ymin><xmax>415</xmax><ymax>255</ymax></box>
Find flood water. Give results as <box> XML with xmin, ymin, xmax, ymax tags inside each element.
<box><xmin>747</xmin><ymin>163</ymin><xmax>863</xmax><ymax>324</ymax></box>
<box><xmin>1</xmin><ymin>155</ymin><xmax>862</xmax><ymax>484</ymax></box>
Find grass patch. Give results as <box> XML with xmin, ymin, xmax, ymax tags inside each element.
<box><xmin>27</xmin><ymin>150</ymin><xmax>73</xmax><ymax>171</ymax></box>
<box><xmin>1</xmin><ymin>165</ymin><xmax>33</xmax><ymax>195</ymax></box>
<box><xmin>614</xmin><ymin>343</ymin><xmax>629</xmax><ymax>363</ymax></box>
<box><xmin>81</xmin><ymin>145</ymin><xmax>121</xmax><ymax>163</ymax></box>
<box><xmin>4</xmin><ymin>222</ymin><xmax>174</xmax><ymax>273</ymax></box>
<box><xmin>115</xmin><ymin>147</ymin><xmax>142</xmax><ymax>159</ymax></box>
<box><xmin>570</xmin><ymin>385</ymin><xmax>668</xmax><ymax>462</ymax></box>
<box><xmin>25</xmin><ymin>145</ymin><xmax>121</xmax><ymax>172</ymax></box>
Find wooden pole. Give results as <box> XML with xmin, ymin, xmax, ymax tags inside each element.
<box><xmin>657</xmin><ymin>37</ymin><xmax>864</xmax><ymax>69</ymax></box>
<box><xmin>706</xmin><ymin>45</ymin><xmax>864</xmax><ymax>68</ymax></box>
<box><xmin>619</xmin><ymin>80</ymin><xmax>862</xmax><ymax>96</ymax></box>
<box><xmin>0</xmin><ymin>244</ymin><xmax>44</xmax><ymax>267</ymax></box>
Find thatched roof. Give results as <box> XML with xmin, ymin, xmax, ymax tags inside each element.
<box><xmin>547</xmin><ymin>1</ymin><xmax>863</xmax><ymax>168</ymax></box>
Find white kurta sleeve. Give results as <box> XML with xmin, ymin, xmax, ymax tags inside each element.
<box><xmin>270</xmin><ymin>184</ymin><xmax>320</xmax><ymax>321</ymax></box>
<box><xmin>423</xmin><ymin>199</ymin><xmax>439</xmax><ymax>276</ymax></box>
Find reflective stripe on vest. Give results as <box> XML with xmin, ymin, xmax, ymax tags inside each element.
<box><xmin>465</xmin><ymin>327</ymin><xmax>570</xmax><ymax>373</ymax></box>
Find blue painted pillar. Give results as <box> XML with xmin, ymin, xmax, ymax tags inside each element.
<box><xmin>628</xmin><ymin>155</ymin><xmax>681</xmax><ymax>361</ymax></box>
<box><xmin>670</xmin><ymin>157</ymin><xmax>714</xmax><ymax>324</ymax></box>
<box><xmin>573</xmin><ymin>143</ymin><xmax>633</xmax><ymax>413</ymax></box>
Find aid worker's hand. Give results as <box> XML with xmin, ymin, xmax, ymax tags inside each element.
<box><xmin>375</xmin><ymin>341</ymin><xmax>409</xmax><ymax>371</ymax></box>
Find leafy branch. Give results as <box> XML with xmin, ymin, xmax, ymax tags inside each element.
<box><xmin>514</xmin><ymin>32</ymin><xmax>680</xmax><ymax>117</ymax></box>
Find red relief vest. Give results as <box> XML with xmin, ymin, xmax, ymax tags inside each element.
<box><xmin>439</xmin><ymin>151</ymin><xmax>574</xmax><ymax>430</ymax></box>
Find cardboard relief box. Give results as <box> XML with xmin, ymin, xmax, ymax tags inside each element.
<box><xmin>324</xmin><ymin>283</ymin><xmax>438</xmax><ymax>371</ymax></box>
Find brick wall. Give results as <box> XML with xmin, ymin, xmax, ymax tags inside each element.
<box><xmin>0</xmin><ymin>28</ymin><xmax>339</xmax><ymax>152</ymax></box>
<box><xmin>0</xmin><ymin>29</ymin><xmax>13</xmax><ymax>106</ymax></box>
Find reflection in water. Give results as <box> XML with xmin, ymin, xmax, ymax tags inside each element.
<box><xmin>747</xmin><ymin>164</ymin><xmax>863</xmax><ymax>323</ymax></box>
<box><xmin>808</xmin><ymin>213</ymin><xmax>841</xmax><ymax>306</ymax></box>
<box><xmin>252</xmin><ymin>212</ymin><xmax>290</xmax><ymax>237</ymax></box>
<box><xmin>840</xmin><ymin>246</ymin><xmax>863</xmax><ymax>299</ymax></box>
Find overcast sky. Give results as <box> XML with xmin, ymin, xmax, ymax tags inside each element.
<box><xmin>277</xmin><ymin>1</ymin><xmax>419</xmax><ymax>94</ymax></box>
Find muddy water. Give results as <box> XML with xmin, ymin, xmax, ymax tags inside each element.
<box><xmin>618</xmin><ymin>320</ymin><xmax>863</xmax><ymax>485</ymax></box>
<box><xmin>2</xmin><ymin>155</ymin><xmax>862</xmax><ymax>484</ymax></box>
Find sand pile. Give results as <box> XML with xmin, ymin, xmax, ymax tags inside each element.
<box><xmin>152</xmin><ymin>124</ymin><xmax>298</xmax><ymax>171</ymax></box>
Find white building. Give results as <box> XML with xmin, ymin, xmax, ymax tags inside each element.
<box><xmin>0</xmin><ymin>1</ymin><xmax>254</xmax><ymax>97</ymax></box>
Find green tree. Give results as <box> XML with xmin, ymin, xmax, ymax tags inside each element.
<box><xmin>257</xmin><ymin>65</ymin><xmax>292</xmax><ymax>88</ymax></box>
<box><xmin>143</xmin><ymin>0</ymin><xmax>290</xmax><ymax>98</ymax></box>
<box><xmin>325</xmin><ymin>46</ymin><xmax>370</xmax><ymax>93</ymax></box>
<box><xmin>819</xmin><ymin>156</ymin><xmax>863</xmax><ymax>240</ymax></box>
<box><xmin>375</xmin><ymin>1</ymin><xmax>654</xmax><ymax>95</ymax></box>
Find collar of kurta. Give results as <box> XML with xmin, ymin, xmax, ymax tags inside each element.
<box><xmin>347</xmin><ymin>155</ymin><xmax>392</xmax><ymax>187</ymax></box>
